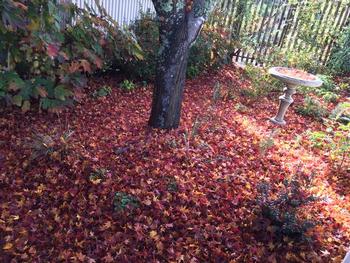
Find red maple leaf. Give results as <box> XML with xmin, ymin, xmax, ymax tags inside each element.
<box><xmin>46</xmin><ymin>43</ymin><xmax>60</xmax><ymax>58</ymax></box>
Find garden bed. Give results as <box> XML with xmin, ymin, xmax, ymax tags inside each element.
<box><xmin>0</xmin><ymin>65</ymin><xmax>349</xmax><ymax>262</ymax></box>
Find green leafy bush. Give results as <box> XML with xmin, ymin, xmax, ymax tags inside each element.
<box><xmin>331</xmin><ymin>102</ymin><xmax>350</xmax><ymax>124</ymax></box>
<box><xmin>328</xmin><ymin>26</ymin><xmax>350</xmax><ymax>74</ymax></box>
<box><xmin>113</xmin><ymin>192</ymin><xmax>140</xmax><ymax>212</ymax></box>
<box><xmin>322</xmin><ymin>92</ymin><xmax>339</xmax><ymax>103</ymax></box>
<box><xmin>241</xmin><ymin>65</ymin><xmax>283</xmax><ymax>99</ymax></box>
<box><xmin>299</xmin><ymin>75</ymin><xmax>340</xmax><ymax>103</ymax></box>
<box><xmin>256</xmin><ymin>172</ymin><xmax>318</xmax><ymax>242</ymax></box>
<box><xmin>92</xmin><ymin>85</ymin><xmax>112</xmax><ymax>97</ymax></box>
<box><xmin>125</xmin><ymin>11</ymin><xmax>159</xmax><ymax>81</ymax></box>
<box><xmin>309</xmin><ymin>124</ymin><xmax>349</xmax><ymax>171</ymax></box>
<box><xmin>119</xmin><ymin>80</ymin><xmax>136</xmax><ymax>91</ymax></box>
<box><xmin>318</xmin><ymin>75</ymin><xmax>336</xmax><ymax>92</ymax></box>
<box><xmin>187</xmin><ymin>23</ymin><xmax>235</xmax><ymax>78</ymax></box>
<box><xmin>0</xmin><ymin>0</ymin><xmax>142</xmax><ymax>112</ymax></box>
<box><xmin>126</xmin><ymin>12</ymin><xmax>235</xmax><ymax>81</ymax></box>
<box><xmin>296</xmin><ymin>97</ymin><xmax>328</xmax><ymax>119</ymax></box>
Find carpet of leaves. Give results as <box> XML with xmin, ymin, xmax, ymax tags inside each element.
<box><xmin>0</xmin><ymin>65</ymin><xmax>349</xmax><ymax>262</ymax></box>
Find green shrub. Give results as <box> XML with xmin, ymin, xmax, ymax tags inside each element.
<box><xmin>318</xmin><ymin>75</ymin><xmax>336</xmax><ymax>92</ymax></box>
<box><xmin>256</xmin><ymin>171</ymin><xmax>318</xmax><ymax>242</ymax></box>
<box><xmin>241</xmin><ymin>65</ymin><xmax>283</xmax><ymax>99</ymax></box>
<box><xmin>187</xmin><ymin>23</ymin><xmax>235</xmax><ymax>78</ymax></box>
<box><xmin>125</xmin><ymin>11</ymin><xmax>159</xmax><ymax>81</ymax></box>
<box><xmin>0</xmin><ymin>0</ymin><xmax>143</xmax><ymax>112</ymax></box>
<box><xmin>296</xmin><ymin>97</ymin><xmax>328</xmax><ymax>119</ymax></box>
<box><xmin>322</xmin><ymin>92</ymin><xmax>339</xmax><ymax>103</ymax></box>
<box><xmin>113</xmin><ymin>192</ymin><xmax>140</xmax><ymax>212</ymax></box>
<box><xmin>328</xmin><ymin>26</ymin><xmax>350</xmax><ymax>74</ymax></box>
<box><xmin>330</xmin><ymin>102</ymin><xmax>350</xmax><ymax>124</ymax></box>
<box><xmin>119</xmin><ymin>80</ymin><xmax>136</xmax><ymax>91</ymax></box>
<box><xmin>266</xmin><ymin>48</ymin><xmax>325</xmax><ymax>74</ymax></box>
<box><xmin>126</xmin><ymin>12</ymin><xmax>235</xmax><ymax>81</ymax></box>
<box><xmin>309</xmin><ymin>119</ymin><xmax>349</xmax><ymax>171</ymax></box>
<box><xmin>92</xmin><ymin>85</ymin><xmax>112</xmax><ymax>97</ymax></box>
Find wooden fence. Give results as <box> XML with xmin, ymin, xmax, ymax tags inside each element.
<box><xmin>211</xmin><ymin>0</ymin><xmax>350</xmax><ymax>65</ymax></box>
<box><xmin>72</xmin><ymin>0</ymin><xmax>349</xmax><ymax>66</ymax></box>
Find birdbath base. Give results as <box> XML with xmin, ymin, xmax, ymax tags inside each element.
<box><xmin>269</xmin><ymin>85</ymin><xmax>296</xmax><ymax>125</ymax></box>
<box><xmin>269</xmin><ymin>117</ymin><xmax>286</xmax><ymax>126</ymax></box>
<box><xmin>268</xmin><ymin>67</ymin><xmax>323</xmax><ymax>126</ymax></box>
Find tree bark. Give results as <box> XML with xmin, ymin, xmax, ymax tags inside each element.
<box><xmin>149</xmin><ymin>0</ymin><xmax>208</xmax><ymax>129</ymax></box>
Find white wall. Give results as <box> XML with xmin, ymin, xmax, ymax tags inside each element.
<box><xmin>71</xmin><ymin>0</ymin><xmax>155</xmax><ymax>26</ymax></box>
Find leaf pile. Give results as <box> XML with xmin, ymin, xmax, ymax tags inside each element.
<box><xmin>0</xmin><ymin>65</ymin><xmax>349</xmax><ymax>262</ymax></box>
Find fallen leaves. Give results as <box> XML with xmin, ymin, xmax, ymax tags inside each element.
<box><xmin>0</xmin><ymin>66</ymin><xmax>349</xmax><ymax>262</ymax></box>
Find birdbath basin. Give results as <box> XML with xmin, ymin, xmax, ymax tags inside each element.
<box><xmin>268</xmin><ymin>67</ymin><xmax>323</xmax><ymax>125</ymax></box>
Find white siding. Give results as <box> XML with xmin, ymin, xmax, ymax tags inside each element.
<box><xmin>71</xmin><ymin>0</ymin><xmax>155</xmax><ymax>26</ymax></box>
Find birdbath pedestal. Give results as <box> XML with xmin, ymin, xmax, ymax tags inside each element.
<box><xmin>268</xmin><ymin>67</ymin><xmax>323</xmax><ymax>125</ymax></box>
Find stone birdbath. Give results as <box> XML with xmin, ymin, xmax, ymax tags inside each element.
<box><xmin>268</xmin><ymin>67</ymin><xmax>323</xmax><ymax>125</ymax></box>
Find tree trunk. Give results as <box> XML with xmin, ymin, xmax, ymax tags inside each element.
<box><xmin>148</xmin><ymin>0</ymin><xmax>209</xmax><ymax>129</ymax></box>
<box><xmin>149</xmin><ymin>22</ymin><xmax>191</xmax><ymax>129</ymax></box>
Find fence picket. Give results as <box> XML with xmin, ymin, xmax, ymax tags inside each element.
<box><xmin>69</xmin><ymin>0</ymin><xmax>349</xmax><ymax>66</ymax></box>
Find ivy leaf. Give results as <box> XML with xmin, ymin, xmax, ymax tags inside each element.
<box><xmin>22</xmin><ymin>100</ymin><xmax>31</xmax><ymax>112</ymax></box>
<box><xmin>12</xmin><ymin>94</ymin><xmax>23</xmax><ymax>106</ymax></box>
<box><xmin>54</xmin><ymin>85</ymin><xmax>72</xmax><ymax>101</ymax></box>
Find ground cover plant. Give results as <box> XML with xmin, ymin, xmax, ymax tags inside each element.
<box><xmin>0</xmin><ymin>0</ymin><xmax>143</xmax><ymax>112</ymax></box>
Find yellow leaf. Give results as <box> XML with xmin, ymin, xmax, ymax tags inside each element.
<box><xmin>149</xmin><ymin>230</ymin><xmax>158</xmax><ymax>239</ymax></box>
<box><xmin>3</xmin><ymin>243</ymin><xmax>13</xmax><ymax>250</ymax></box>
<box><xmin>143</xmin><ymin>199</ymin><xmax>152</xmax><ymax>206</ymax></box>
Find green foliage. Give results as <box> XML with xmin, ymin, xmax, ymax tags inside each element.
<box><xmin>299</xmin><ymin>75</ymin><xmax>340</xmax><ymax>104</ymax></box>
<box><xmin>125</xmin><ymin>11</ymin><xmax>159</xmax><ymax>81</ymax></box>
<box><xmin>29</xmin><ymin>129</ymin><xmax>74</xmax><ymax>162</ymax></box>
<box><xmin>119</xmin><ymin>80</ymin><xmax>136</xmax><ymax>91</ymax></box>
<box><xmin>339</xmin><ymin>82</ymin><xmax>349</xmax><ymax>92</ymax></box>
<box><xmin>265</xmin><ymin>49</ymin><xmax>325</xmax><ymax>74</ymax></box>
<box><xmin>331</xmin><ymin>102</ymin><xmax>350</xmax><ymax>124</ymax></box>
<box><xmin>166</xmin><ymin>177</ymin><xmax>178</xmax><ymax>193</ymax></box>
<box><xmin>296</xmin><ymin>97</ymin><xmax>328</xmax><ymax>119</ymax></box>
<box><xmin>0</xmin><ymin>0</ymin><xmax>142</xmax><ymax>112</ymax></box>
<box><xmin>308</xmin><ymin>125</ymin><xmax>349</xmax><ymax>171</ymax></box>
<box><xmin>187</xmin><ymin>23</ymin><xmax>235</xmax><ymax>78</ymax></box>
<box><xmin>328</xmin><ymin>26</ymin><xmax>350</xmax><ymax>74</ymax></box>
<box><xmin>322</xmin><ymin>92</ymin><xmax>339</xmax><ymax>103</ymax></box>
<box><xmin>309</xmin><ymin>102</ymin><xmax>349</xmax><ymax>171</ymax></box>
<box><xmin>257</xmin><ymin>172</ymin><xmax>318</xmax><ymax>242</ymax></box>
<box><xmin>126</xmin><ymin>12</ymin><xmax>234</xmax><ymax>80</ymax></box>
<box><xmin>241</xmin><ymin>65</ymin><xmax>283</xmax><ymax>98</ymax></box>
<box><xmin>318</xmin><ymin>75</ymin><xmax>336</xmax><ymax>92</ymax></box>
<box><xmin>113</xmin><ymin>192</ymin><xmax>140</xmax><ymax>212</ymax></box>
<box><xmin>92</xmin><ymin>85</ymin><xmax>112</xmax><ymax>97</ymax></box>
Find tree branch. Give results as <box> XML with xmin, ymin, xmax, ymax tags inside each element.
<box><xmin>187</xmin><ymin>15</ymin><xmax>205</xmax><ymax>45</ymax></box>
